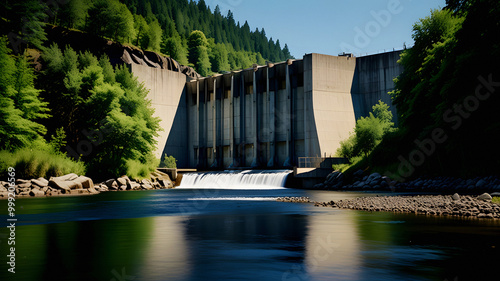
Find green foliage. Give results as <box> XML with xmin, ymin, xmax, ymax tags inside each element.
<box><xmin>336</xmin><ymin>101</ymin><xmax>395</xmax><ymax>160</ymax></box>
<box><xmin>125</xmin><ymin>154</ymin><xmax>159</xmax><ymax>180</ymax></box>
<box><xmin>86</xmin><ymin>0</ymin><xmax>136</xmax><ymax>43</ymax></box>
<box><xmin>38</xmin><ymin>45</ymin><xmax>161</xmax><ymax>179</ymax></box>
<box><xmin>162</xmin><ymin>37</ymin><xmax>189</xmax><ymax>65</ymax></box>
<box><xmin>382</xmin><ymin>1</ymin><xmax>500</xmax><ymax>176</ymax></box>
<box><xmin>188</xmin><ymin>30</ymin><xmax>212</xmax><ymax>76</ymax></box>
<box><xmin>337</xmin><ymin>134</ymin><xmax>357</xmax><ymax>159</ymax></box>
<box><xmin>160</xmin><ymin>154</ymin><xmax>177</xmax><ymax>169</ymax></box>
<box><xmin>354</xmin><ymin>113</ymin><xmax>385</xmax><ymax>157</ymax></box>
<box><xmin>57</xmin><ymin>0</ymin><xmax>90</xmax><ymax>30</ymax></box>
<box><xmin>3</xmin><ymin>0</ymin><xmax>48</xmax><ymax>50</ymax></box>
<box><xmin>0</xmin><ymin>146</ymin><xmax>86</xmax><ymax>180</ymax></box>
<box><xmin>142</xmin><ymin>18</ymin><xmax>163</xmax><ymax>52</ymax></box>
<box><xmin>372</xmin><ymin>100</ymin><xmax>394</xmax><ymax>132</ymax></box>
<box><xmin>210</xmin><ymin>43</ymin><xmax>230</xmax><ymax>73</ymax></box>
<box><xmin>390</xmin><ymin>9</ymin><xmax>464</xmax><ymax>135</ymax></box>
<box><xmin>49</xmin><ymin>127</ymin><xmax>67</xmax><ymax>154</ymax></box>
<box><xmin>493</xmin><ymin>197</ymin><xmax>500</xmax><ymax>205</ymax></box>
<box><xmin>0</xmin><ymin>37</ymin><xmax>49</xmax><ymax>151</ymax></box>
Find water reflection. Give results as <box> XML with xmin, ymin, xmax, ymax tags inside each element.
<box><xmin>1</xmin><ymin>190</ymin><xmax>499</xmax><ymax>281</ymax></box>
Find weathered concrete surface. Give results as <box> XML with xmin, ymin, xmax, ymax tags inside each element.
<box><xmin>352</xmin><ymin>51</ymin><xmax>403</xmax><ymax>123</ymax></box>
<box><xmin>131</xmin><ymin>64</ymin><xmax>190</xmax><ymax>166</ymax></box>
<box><xmin>304</xmin><ymin>54</ymin><xmax>357</xmax><ymax>158</ymax></box>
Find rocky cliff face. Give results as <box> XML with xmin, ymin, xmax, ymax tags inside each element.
<box><xmin>44</xmin><ymin>25</ymin><xmax>200</xmax><ymax>78</ymax></box>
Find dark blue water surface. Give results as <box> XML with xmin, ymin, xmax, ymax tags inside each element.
<box><xmin>1</xmin><ymin>188</ymin><xmax>499</xmax><ymax>281</ymax></box>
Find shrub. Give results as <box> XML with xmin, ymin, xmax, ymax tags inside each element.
<box><xmin>160</xmin><ymin>154</ymin><xmax>177</xmax><ymax>169</ymax></box>
<box><xmin>0</xmin><ymin>147</ymin><xmax>86</xmax><ymax>179</ymax></box>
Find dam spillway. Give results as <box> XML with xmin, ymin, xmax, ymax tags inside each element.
<box><xmin>178</xmin><ymin>170</ymin><xmax>291</xmax><ymax>189</ymax></box>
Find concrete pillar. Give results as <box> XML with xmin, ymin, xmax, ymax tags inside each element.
<box><xmin>205</xmin><ymin>79</ymin><xmax>209</xmax><ymax>168</ymax></box>
<box><xmin>196</xmin><ymin>80</ymin><xmax>200</xmax><ymax>167</ymax></box>
<box><xmin>230</xmin><ymin>75</ymin><xmax>235</xmax><ymax>167</ymax></box>
<box><xmin>284</xmin><ymin>61</ymin><xmax>291</xmax><ymax>167</ymax></box>
<box><xmin>251</xmin><ymin>69</ymin><xmax>259</xmax><ymax>167</ymax></box>
<box><xmin>220</xmin><ymin>78</ymin><xmax>224</xmax><ymax>168</ymax></box>
<box><xmin>211</xmin><ymin>78</ymin><xmax>217</xmax><ymax>168</ymax></box>
<box><xmin>240</xmin><ymin>73</ymin><xmax>245</xmax><ymax>166</ymax></box>
<box><xmin>267</xmin><ymin>64</ymin><xmax>275</xmax><ymax>167</ymax></box>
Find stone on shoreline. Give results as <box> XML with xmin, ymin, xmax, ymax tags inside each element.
<box><xmin>314</xmin><ymin>194</ymin><xmax>500</xmax><ymax>219</ymax></box>
<box><xmin>276</xmin><ymin>197</ymin><xmax>311</xmax><ymax>203</ymax></box>
<box><xmin>477</xmin><ymin>193</ymin><xmax>492</xmax><ymax>202</ymax></box>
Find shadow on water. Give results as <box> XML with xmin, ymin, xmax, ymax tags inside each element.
<box><xmin>1</xmin><ymin>189</ymin><xmax>499</xmax><ymax>281</ymax></box>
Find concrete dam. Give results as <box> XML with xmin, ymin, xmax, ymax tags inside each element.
<box><xmin>130</xmin><ymin>51</ymin><xmax>403</xmax><ymax>169</ymax></box>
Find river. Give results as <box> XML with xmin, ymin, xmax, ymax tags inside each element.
<box><xmin>1</xmin><ymin>188</ymin><xmax>499</xmax><ymax>280</ymax></box>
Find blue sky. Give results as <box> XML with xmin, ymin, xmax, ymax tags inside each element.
<box><xmin>204</xmin><ymin>0</ymin><xmax>446</xmax><ymax>58</ymax></box>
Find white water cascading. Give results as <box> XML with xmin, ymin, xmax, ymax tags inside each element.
<box><xmin>178</xmin><ymin>170</ymin><xmax>291</xmax><ymax>189</ymax></box>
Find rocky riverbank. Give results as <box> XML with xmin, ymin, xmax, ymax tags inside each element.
<box><xmin>276</xmin><ymin>193</ymin><xmax>500</xmax><ymax>219</ymax></box>
<box><xmin>0</xmin><ymin>170</ymin><xmax>174</xmax><ymax>199</ymax></box>
<box><xmin>314</xmin><ymin>170</ymin><xmax>500</xmax><ymax>193</ymax></box>
<box><xmin>313</xmin><ymin>193</ymin><xmax>500</xmax><ymax>219</ymax></box>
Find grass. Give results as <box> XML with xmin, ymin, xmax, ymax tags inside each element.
<box><xmin>493</xmin><ymin>197</ymin><xmax>500</xmax><ymax>205</ymax></box>
<box><xmin>0</xmin><ymin>148</ymin><xmax>86</xmax><ymax>179</ymax></box>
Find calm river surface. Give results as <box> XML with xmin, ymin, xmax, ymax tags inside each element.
<box><xmin>1</xmin><ymin>188</ymin><xmax>499</xmax><ymax>281</ymax></box>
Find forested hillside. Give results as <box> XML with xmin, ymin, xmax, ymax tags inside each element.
<box><xmin>1</xmin><ymin>0</ymin><xmax>293</xmax><ymax>76</ymax></box>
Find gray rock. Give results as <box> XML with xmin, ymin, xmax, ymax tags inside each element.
<box><xmin>73</xmin><ymin>176</ymin><xmax>94</xmax><ymax>189</ymax></box>
<box><xmin>49</xmin><ymin>178</ymin><xmax>82</xmax><ymax>191</ymax></box>
<box><xmin>130</xmin><ymin>182</ymin><xmax>141</xmax><ymax>190</ymax></box>
<box><xmin>452</xmin><ymin>193</ymin><xmax>460</xmax><ymax>201</ymax></box>
<box><xmin>366</xmin><ymin>173</ymin><xmax>382</xmax><ymax>182</ymax></box>
<box><xmin>31</xmin><ymin>178</ymin><xmax>48</xmax><ymax>188</ymax></box>
<box><xmin>490</xmin><ymin>192</ymin><xmax>500</xmax><ymax>197</ymax></box>
<box><xmin>116</xmin><ymin>177</ymin><xmax>127</xmax><ymax>186</ymax></box>
<box><xmin>476</xmin><ymin>179</ymin><xmax>487</xmax><ymax>188</ymax></box>
<box><xmin>353</xmin><ymin>170</ymin><xmax>364</xmax><ymax>178</ymax></box>
<box><xmin>477</xmin><ymin>193</ymin><xmax>492</xmax><ymax>201</ymax></box>
<box><xmin>29</xmin><ymin>189</ymin><xmax>45</xmax><ymax>197</ymax></box>
<box><xmin>55</xmin><ymin>173</ymin><xmax>79</xmax><ymax>182</ymax></box>
<box><xmin>105</xmin><ymin>179</ymin><xmax>118</xmax><ymax>190</ymax></box>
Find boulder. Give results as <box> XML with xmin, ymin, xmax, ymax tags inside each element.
<box><xmin>29</xmin><ymin>189</ymin><xmax>45</xmax><ymax>197</ymax></box>
<box><xmin>49</xmin><ymin>178</ymin><xmax>82</xmax><ymax>192</ymax></box>
<box><xmin>160</xmin><ymin>179</ymin><xmax>173</xmax><ymax>189</ymax></box>
<box><xmin>105</xmin><ymin>179</ymin><xmax>119</xmax><ymax>190</ymax></box>
<box><xmin>15</xmin><ymin>179</ymin><xmax>30</xmax><ymax>185</ymax></box>
<box><xmin>452</xmin><ymin>193</ymin><xmax>460</xmax><ymax>201</ymax></box>
<box><xmin>141</xmin><ymin>179</ymin><xmax>153</xmax><ymax>186</ymax></box>
<box><xmin>476</xmin><ymin>179</ymin><xmax>488</xmax><ymax>189</ymax></box>
<box><xmin>477</xmin><ymin>193</ymin><xmax>492</xmax><ymax>202</ymax></box>
<box><xmin>16</xmin><ymin>182</ymin><xmax>32</xmax><ymax>189</ymax></box>
<box><xmin>31</xmin><ymin>178</ymin><xmax>49</xmax><ymax>188</ymax></box>
<box><xmin>116</xmin><ymin>177</ymin><xmax>128</xmax><ymax>186</ymax></box>
<box><xmin>129</xmin><ymin>182</ymin><xmax>141</xmax><ymax>190</ymax></box>
<box><xmin>73</xmin><ymin>176</ymin><xmax>94</xmax><ymax>189</ymax></box>
<box><xmin>55</xmin><ymin>173</ymin><xmax>79</xmax><ymax>182</ymax></box>
<box><xmin>353</xmin><ymin>169</ymin><xmax>364</xmax><ymax>178</ymax></box>
<box><xmin>366</xmin><ymin>173</ymin><xmax>382</xmax><ymax>183</ymax></box>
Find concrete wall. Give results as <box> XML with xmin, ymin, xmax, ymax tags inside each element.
<box><xmin>130</xmin><ymin>64</ymin><xmax>189</xmax><ymax>166</ymax></box>
<box><xmin>305</xmin><ymin>54</ymin><xmax>357</xmax><ymax>158</ymax></box>
<box><xmin>130</xmin><ymin>51</ymin><xmax>403</xmax><ymax>169</ymax></box>
<box><xmin>352</xmin><ymin>51</ymin><xmax>403</xmax><ymax>122</ymax></box>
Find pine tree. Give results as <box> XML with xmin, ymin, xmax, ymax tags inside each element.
<box><xmin>0</xmin><ymin>37</ymin><xmax>49</xmax><ymax>150</ymax></box>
